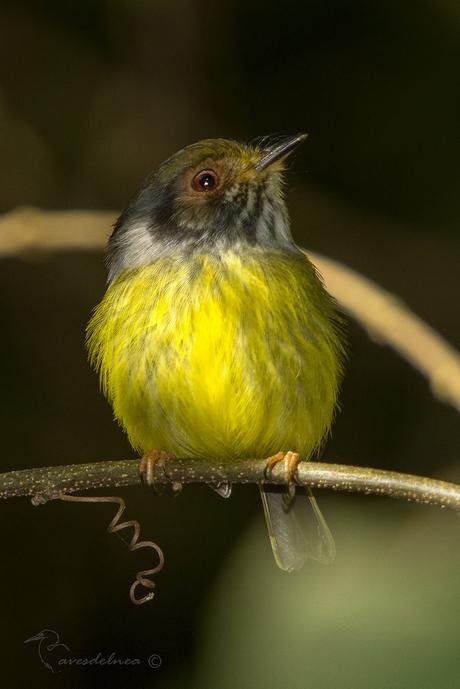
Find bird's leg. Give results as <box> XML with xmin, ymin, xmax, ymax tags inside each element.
<box><xmin>264</xmin><ymin>450</ymin><xmax>302</xmax><ymax>503</ymax></box>
<box><xmin>139</xmin><ymin>450</ymin><xmax>182</xmax><ymax>495</ymax></box>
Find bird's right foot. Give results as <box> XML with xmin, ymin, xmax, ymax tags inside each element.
<box><xmin>139</xmin><ymin>450</ymin><xmax>182</xmax><ymax>494</ymax></box>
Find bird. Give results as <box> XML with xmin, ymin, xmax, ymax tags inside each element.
<box><xmin>87</xmin><ymin>134</ymin><xmax>345</xmax><ymax>572</ymax></box>
<box><xmin>24</xmin><ymin>629</ymin><xmax>70</xmax><ymax>673</ymax></box>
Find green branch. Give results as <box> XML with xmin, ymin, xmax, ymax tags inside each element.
<box><xmin>1</xmin><ymin>459</ymin><xmax>459</xmax><ymax>511</ymax></box>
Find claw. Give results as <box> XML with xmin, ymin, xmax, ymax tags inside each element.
<box><xmin>208</xmin><ymin>482</ymin><xmax>233</xmax><ymax>498</ymax></box>
<box><xmin>139</xmin><ymin>450</ymin><xmax>180</xmax><ymax>494</ymax></box>
<box><xmin>264</xmin><ymin>452</ymin><xmax>285</xmax><ymax>481</ymax></box>
<box><xmin>264</xmin><ymin>450</ymin><xmax>302</xmax><ymax>505</ymax></box>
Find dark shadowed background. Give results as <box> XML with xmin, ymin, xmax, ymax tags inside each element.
<box><xmin>0</xmin><ymin>2</ymin><xmax>459</xmax><ymax>688</ymax></box>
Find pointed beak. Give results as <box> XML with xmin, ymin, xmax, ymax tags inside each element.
<box><xmin>255</xmin><ymin>133</ymin><xmax>308</xmax><ymax>172</ymax></box>
<box><xmin>24</xmin><ymin>633</ymin><xmax>44</xmax><ymax>643</ymax></box>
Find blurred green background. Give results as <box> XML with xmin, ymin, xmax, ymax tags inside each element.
<box><xmin>0</xmin><ymin>1</ymin><xmax>459</xmax><ymax>687</ymax></box>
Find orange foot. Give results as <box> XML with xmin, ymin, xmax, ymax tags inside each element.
<box><xmin>139</xmin><ymin>449</ymin><xmax>182</xmax><ymax>494</ymax></box>
<box><xmin>264</xmin><ymin>450</ymin><xmax>302</xmax><ymax>500</ymax></box>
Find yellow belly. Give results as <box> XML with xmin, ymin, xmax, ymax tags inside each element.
<box><xmin>87</xmin><ymin>249</ymin><xmax>343</xmax><ymax>459</ymax></box>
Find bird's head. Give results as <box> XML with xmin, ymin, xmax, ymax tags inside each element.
<box><xmin>24</xmin><ymin>629</ymin><xmax>56</xmax><ymax>644</ymax></box>
<box><xmin>108</xmin><ymin>134</ymin><xmax>307</xmax><ymax>281</ymax></box>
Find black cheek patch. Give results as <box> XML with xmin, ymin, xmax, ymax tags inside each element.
<box><xmin>153</xmin><ymin>179</ymin><xmax>177</xmax><ymax>226</ymax></box>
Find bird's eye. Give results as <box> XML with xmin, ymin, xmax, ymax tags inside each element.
<box><xmin>191</xmin><ymin>169</ymin><xmax>219</xmax><ymax>192</ymax></box>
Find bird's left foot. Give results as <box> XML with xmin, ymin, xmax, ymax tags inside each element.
<box><xmin>264</xmin><ymin>450</ymin><xmax>302</xmax><ymax>502</ymax></box>
<box><xmin>139</xmin><ymin>450</ymin><xmax>182</xmax><ymax>495</ymax></box>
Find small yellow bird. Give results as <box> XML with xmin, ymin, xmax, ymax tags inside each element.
<box><xmin>87</xmin><ymin>135</ymin><xmax>345</xmax><ymax>571</ymax></box>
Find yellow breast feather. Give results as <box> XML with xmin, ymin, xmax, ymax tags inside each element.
<box><xmin>87</xmin><ymin>249</ymin><xmax>343</xmax><ymax>460</ymax></box>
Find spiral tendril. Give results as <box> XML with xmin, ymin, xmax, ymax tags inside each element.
<box><xmin>41</xmin><ymin>493</ymin><xmax>164</xmax><ymax>604</ymax></box>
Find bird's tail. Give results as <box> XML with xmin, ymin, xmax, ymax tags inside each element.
<box><xmin>259</xmin><ymin>485</ymin><xmax>336</xmax><ymax>572</ymax></box>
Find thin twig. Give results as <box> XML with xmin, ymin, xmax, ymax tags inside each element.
<box><xmin>309</xmin><ymin>251</ymin><xmax>460</xmax><ymax>413</ymax></box>
<box><xmin>0</xmin><ymin>207</ymin><xmax>115</xmax><ymax>256</ymax></box>
<box><xmin>1</xmin><ymin>208</ymin><xmax>459</xmax><ymax>412</ymax></box>
<box><xmin>1</xmin><ymin>459</ymin><xmax>459</xmax><ymax>511</ymax></box>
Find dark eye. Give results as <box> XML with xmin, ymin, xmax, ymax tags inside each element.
<box><xmin>192</xmin><ymin>169</ymin><xmax>219</xmax><ymax>192</ymax></box>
